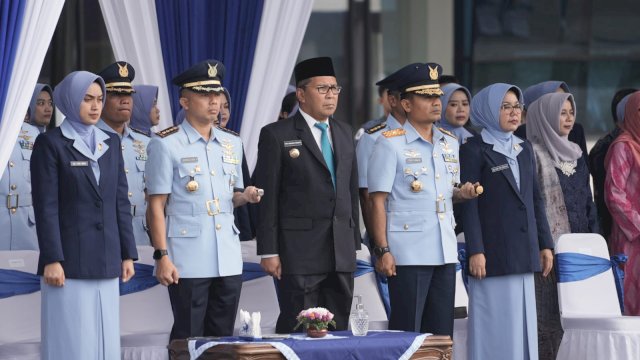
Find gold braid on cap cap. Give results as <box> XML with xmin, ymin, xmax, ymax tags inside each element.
<box><xmin>106</xmin><ymin>82</ymin><xmax>133</xmax><ymax>88</ymax></box>
<box><xmin>404</xmin><ymin>84</ymin><xmax>444</xmax><ymax>96</ymax></box>
<box><xmin>182</xmin><ymin>79</ymin><xmax>221</xmax><ymax>88</ymax></box>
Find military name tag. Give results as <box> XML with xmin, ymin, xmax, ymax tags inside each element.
<box><xmin>491</xmin><ymin>164</ymin><xmax>509</xmax><ymax>173</ymax></box>
<box><xmin>70</xmin><ymin>161</ymin><xmax>89</xmax><ymax>167</ymax></box>
<box><xmin>442</xmin><ymin>153</ymin><xmax>458</xmax><ymax>163</ymax></box>
<box><xmin>406</xmin><ymin>157</ymin><xmax>422</xmax><ymax>164</ymax></box>
<box><xmin>284</xmin><ymin>140</ymin><xmax>302</xmax><ymax>148</ymax></box>
<box><xmin>181</xmin><ymin>157</ymin><xmax>198</xmax><ymax>163</ymax></box>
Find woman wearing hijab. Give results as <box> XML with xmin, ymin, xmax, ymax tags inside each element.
<box><xmin>437</xmin><ymin>83</ymin><xmax>475</xmax><ymax>144</ymax></box>
<box><xmin>590</xmin><ymin>89</ymin><xmax>638</xmax><ymax>241</ymax></box>
<box><xmin>131</xmin><ymin>84</ymin><xmax>160</xmax><ymax>136</ymax></box>
<box><xmin>516</xmin><ymin>80</ymin><xmax>588</xmax><ymax>155</ymax></box>
<box><xmin>605</xmin><ymin>92</ymin><xmax>640</xmax><ymax>316</ymax></box>
<box><xmin>460</xmin><ymin>83</ymin><xmax>554</xmax><ymax>360</ymax></box>
<box><xmin>526</xmin><ymin>92</ymin><xmax>598</xmax><ymax>360</ymax></box>
<box><xmin>30</xmin><ymin>71</ymin><xmax>138</xmax><ymax>359</ymax></box>
<box><xmin>28</xmin><ymin>83</ymin><xmax>54</xmax><ymax>133</ymax></box>
<box><xmin>219</xmin><ymin>87</ymin><xmax>231</xmax><ymax>128</ymax></box>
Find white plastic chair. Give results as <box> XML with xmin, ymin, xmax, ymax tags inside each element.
<box><xmin>120</xmin><ymin>245</ymin><xmax>172</xmax><ymax>360</ymax></box>
<box><xmin>453</xmin><ymin>240</ymin><xmax>468</xmax><ymax>360</ymax></box>
<box><xmin>0</xmin><ymin>250</ymin><xmax>41</xmax><ymax>360</ymax></box>
<box><xmin>555</xmin><ymin>233</ymin><xmax>640</xmax><ymax>359</ymax></box>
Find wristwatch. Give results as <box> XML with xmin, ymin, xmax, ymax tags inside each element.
<box><xmin>153</xmin><ymin>249</ymin><xmax>168</xmax><ymax>260</ymax></box>
<box><xmin>373</xmin><ymin>246</ymin><xmax>391</xmax><ymax>257</ymax></box>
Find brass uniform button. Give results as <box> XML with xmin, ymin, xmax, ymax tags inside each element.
<box><xmin>289</xmin><ymin>148</ymin><xmax>300</xmax><ymax>158</ymax></box>
<box><xmin>125</xmin><ymin>169</ymin><xmax>129</xmax><ymax>174</ymax></box>
<box><xmin>210</xmin><ymin>170</ymin><xmax>215</xmax><ymax>176</ymax></box>
<box><xmin>403</xmin><ymin>224</ymin><xmax>409</xmax><ymax>230</ymax></box>
<box><xmin>10</xmin><ymin>208</ymin><xmax>17</xmax><ymax>214</ymax></box>
<box><xmin>216</xmin><ymin>224</ymin><xmax>222</xmax><ymax>230</ymax></box>
<box><xmin>180</xmin><ymin>229</ymin><xmax>187</xmax><ymax>235</ymax></box>
<box><xmin>9</xmin><ymin>161</ymin><xmax>14</xmax><ymax>167</ymax></box>
<box><xmin>439</xmin><ymin>214</ymin><xmax>444</xmax><ymax>220</ymax></box>
<box><xmin>10</xmin><ymin>184</ymin><xmax>17</xmax><ymax>190</ymax></box>
<box><xmin>128</xmin><ymin>192</ymin><xmax>133</xmax><ymax>197</ymax></box>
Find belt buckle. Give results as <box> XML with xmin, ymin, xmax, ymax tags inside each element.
<box><xmin>206</xmin><ymin>198</ymin><xmax>220</xmax><ymax>216</ymax></box>
<box><xmin>436</xmin><ymin>199</ymin><xmax>446</xmax><ymax>214</ymax></box>
<box><xmin>6</xmin><ymin>194</ymin><xmax>18</xmax><ymax>210</ymax></box>
<box><xmin>131</xmin><ymin>204</ymin><xmax>137</xmax><ymax>216</ymax></box>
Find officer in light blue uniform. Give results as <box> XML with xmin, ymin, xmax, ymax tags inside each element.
<box><xmin>367</xmin><ymin>63</ymin><xmax>479</xmax><ymax>336</ymax></box>
<box><xmin>357</xmin><ymin>64</ymin><xmax>417</xmax><ymax>250</ymax></box>
<box><xmin>96</xmin><ymin>61</ymin><xmax>151</xmax><ymax>246</ymax></box>
<box><xmin>146</xmin><ymin>59</ymin><xmax>262</xmax><ymax>340</ymax></box>
<box><xmin>1</xmin><ymin>118</ymin><xmax>40</xmax><ymax>250</ymax></box>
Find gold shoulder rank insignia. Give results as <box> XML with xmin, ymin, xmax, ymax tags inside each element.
<box><xmin>216</xmin><ymin>126</ymin><xmax>239</xmax><ymax>137</ymax></box>
<box><xmin>129</xmin><ymin>126</ymin><xmax>150</xmax><ymax>137</ymax></box>
<box><xmin>382</xmin><ymin>128</ymin><xmax>406</xmax><ymax>138</ymax></box>
<box><xmin>156</xmin><ymin>126</ymin><xmax>179</xmax><ymax>138</ymax></box>
<box><xmin>438</xmin><ymin>127</ymin><xmax>457</xmax><ymax>139</ymax></box>
<box><xmin>365</xmin><ymin>122</ymin><xmax>387</xmax><ymax>134</ymax></box>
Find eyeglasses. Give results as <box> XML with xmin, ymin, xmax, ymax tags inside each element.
<box><xmin>313</xmin><ymin>85</ymin><xmax>343</xmax><ymax>95</ymax></box>
<box><xmin>500</xmin><ymin>103</ymin><xmax>524</xmax><ymax>113</ymax></box>
<box><xmin>36</xmin><ymin>100</ymin><xmax>54</xmax><ymax>107</ymax></box>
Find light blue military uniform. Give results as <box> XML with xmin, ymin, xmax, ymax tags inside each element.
<box><xmin>367</xmin><ymin>121</ymin><xmax>459</xmax><ymax>265</ymax></box>
<box><xmin>146</xmin><ymin>121</ymin><xmax>243</xmax><ymax>278</ymax></box>
<box><xmin>1</xmin><ymin>122</ymin><xmax>40</xmax><ymax>250</ymax></box>
<box><xmin>356</xmin><ymin>114</ymin><xmax>402</xmax><ymax>188</ymax></box>
<box><xmin>97</xmin><ymin>120</ymin><xmax>150</xmax><ymax>245</ymax></box>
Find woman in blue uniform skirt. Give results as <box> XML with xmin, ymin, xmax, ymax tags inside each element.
<box><xmin>31</xmin><ymin>71</ymin><xmax>138</xmax><ymax>359</ymax></box>
<box><xmin>459</xmin><ymin>83</ymin><xmax>554</xmax><ymax>360</ymax></box>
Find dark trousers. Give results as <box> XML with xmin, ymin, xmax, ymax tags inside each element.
<box><xmin>275</xmin><ymin>272</ymin><xmax>353</xmax><ymax>333</ymax></box>
<box><xmin>168</xmin><ymin>275</ymin><xmax>242</xmax><ymax>340</ymax></box>
<box><xmin>388</xmin><ymin>264</ymin><xmax>456</xmax><ymax>336</ymax></box>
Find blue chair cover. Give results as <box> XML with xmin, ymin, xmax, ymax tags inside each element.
<box><xmin>119</xmin><ymin>263</ymin><xmax>160</xmax><ymax>295</ymax></box>
<box><xmin>0</xmin><ymin>268</ymin><xmax>40</xmax><ymax>299</ymax></box>
<box><xmin>556</xmin><ymin>252</ymin><xmax>627</xmax><ymax>313</ymax></box>
<box><xmin>457</xmin><ymin>245</ymin><xmax>469</xmax><ymax>291</ymax></box>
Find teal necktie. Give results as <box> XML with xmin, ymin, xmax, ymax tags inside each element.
<box><xmin>314</xmin><ymin>122</ymin><xmax>336</xmax><ymax>189</ymax></box>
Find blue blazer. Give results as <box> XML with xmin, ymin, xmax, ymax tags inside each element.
<box><xmin>31</xmin><ymin>127</ymin><xmax>137</xmax><ymax>279</ymax></box>
<box><xmin>460</xmin><ymin>136</ymin><xmax>553</xmax><ymax>277</ymax></box>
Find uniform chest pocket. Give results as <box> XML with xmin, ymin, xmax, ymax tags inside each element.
<box><xmin>222</xmin><ymin>163</ymin><xmax>238</xmax><ymax>192</ymax></box>
<box><xmin>178</xmin><ymin>163</ymin><xmax>203</xmax><ymax>193</ymax></box>
<box><xmin>135</xmin><ymin>160</ymin><xmax>146</xmax><ymax>190</ymax></box>
<box><xmin>168</xmin><ymin>215</ymin><xmax>201</xmax><ymax>238</ymax></box>
<box><xmin>21</xmin><ymin>149</ymin><xmax>32</xmax><ymax>183</ymax></box>
<box><xmin>387</xmin><ymin>212</ymin><xmax>425</xmax><ymax>232</ymax></box>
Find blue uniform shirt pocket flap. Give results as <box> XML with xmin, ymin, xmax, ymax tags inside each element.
<box><xmin>388</xmin><ymin>213</ymin><xmax>425</xmax><ymax>232</ymax></box>
<box><xmin>222</xmin><ymin>163</ymin><xmax>237</xmax><ymax>175</ymax></box>
<box><xmin>136</xmin><ymin>160</ymin><xmax>146</xmax><ymax>172</ymax></box>
<box><xmin>280</xmin><ymin>217</ymin><xmax>313</xmax><ymax>230</ymax></box>
<box><xmin>178</xmin><ymin>164</ymin><xmax>198</xmax><ymax>178</ymax></box>
<box><xmin>168</xmin><ymin>216</ymin><xmax>201</xmax><ymax>238</ymax></box>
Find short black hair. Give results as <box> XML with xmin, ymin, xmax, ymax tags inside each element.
<box><xmin>281</xmin><ymin>92</ymin><xmax>298</xmax><ymax>114</ymax></box>
<box><xmin>611</xmin><ymin>88</ymin><xmax>638</xmax><ymax>124</ymax></box>
<box><xmin>438</xmin><ymin>75</ymin><xmax>459</xmax><ymax>85</ymax></box>
<box><xmin>296</xmin><ymin>78</ymin><xmax>312</xmax><ymax>88</ymax></box>
<box><xmin>377</xmin><ymin>85</ymin><xmax>387</xmax><ymax>98</ymax></box>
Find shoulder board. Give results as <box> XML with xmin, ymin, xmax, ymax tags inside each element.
<box><xmin>155</xmin><ymin>126</ymin><xmax>179</xmax><ymax>138</ymax></box>
<box><xmin>382</xmin><ymin>128</ymin><xmax>406</xmax><ymax>138</ymax></box>
<box><xmin>129</xmin><ymin>126</ymin><xmax>150</xmax><ymax>137</ymax></box>
<box><xmin>438</xmin><ymin>127</ymin><xmax>457</xmax><ymax>139</ymax></box>
<box><xmin>216</xmin><ymin>126</ymin><xmax>239</xmax><ymax>137</ymax></box>
<box><xmin>365</xmin><ymin>122</ymin><xmax>387</xmax><ymax>134</ymax></box>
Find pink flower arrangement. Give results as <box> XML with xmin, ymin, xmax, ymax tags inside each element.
<box><xmin>293</xmin><ymin>307</ymin><xmax>337</xmax><ymax>331</ymax></box>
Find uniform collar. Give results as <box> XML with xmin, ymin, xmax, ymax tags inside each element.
<box><xmin>300</xmin><ymin>108</ymin><xmax>330</xmax><ymax>129</ymax></box>
<box><xmin>96</xmin><ymin>119</ymin><xmax>132</xmax><ymax>139</ymax></box>
<box><xmin>61</xmin><ymin>120</ymin><xmax>110</xmax><ymax>161</ymax></box>
<box><xmin>403</xmin><ymin>121</ymin><xmax>445</xmax><ymax>144</ymax></box>
<box><xmin>180</xmin><ymin>119</ymin><xmax>212</xmax><ymax>144</ymax></box>
<box><xmin>386</xmin><ymin>114</ymin><xmax>401</xmax><ymax>129</ymax></box>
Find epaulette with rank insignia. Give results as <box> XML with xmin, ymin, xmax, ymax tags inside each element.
<box><xmin>216</xmin><ymin>126</ymin><xmax>239</xmax><ymax>137</ymax></box>
<box><xmin>382</xmin><ymin>128</ymin><xmax>406</xmax><ymax>138</ymax></box>
<box><xmin>438</xmin><ymin>127</ymin><xmax>457</xmax><ymax>140</ymax></box>
<box><xmin>156</xmin><ymin>126</ymin><xmax>179</xmax><ymax>138</ymax></box>
<box><xmin>129</xmin><ymin>126</ymin><xmax>151</xmax><ymax>137</ymax></box>
<box><xmin>365</xmin><ymin>122</ymin><xmax>387</xmax><ymax>134</ymax></box>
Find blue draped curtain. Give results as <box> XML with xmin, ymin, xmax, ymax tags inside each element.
<box><xmin>0</xmin><ymin>0</ymin><xmax>26</xmax><ymax>124</ymax></box>
<box><xmin>155</xmin><ymin>0</ymin><xmax>264</xmax><ymax>132</ymax></box>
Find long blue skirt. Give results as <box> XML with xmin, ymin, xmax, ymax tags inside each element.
<box><xmin>468</xmin><ymin>273</ymin><xmax>538</xmax><ymax>360</ymax></box>
<box><xmin>41</xmin><ymin>278</ymin><xmax>120</xmax><ymax>360</ymax></box>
